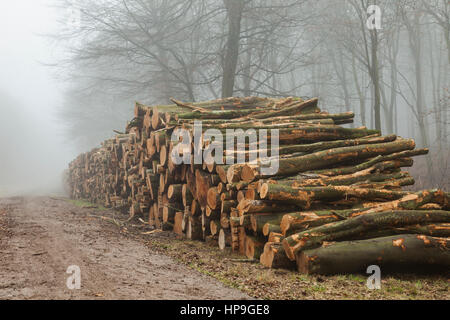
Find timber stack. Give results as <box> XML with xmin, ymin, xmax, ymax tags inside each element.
<box><xmin>67</xmin><ymin>96</ymin><xmax>450</xmax><ymax>275</ymax></box>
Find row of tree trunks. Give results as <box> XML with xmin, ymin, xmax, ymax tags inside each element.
<box><xmin>232</xmin><ymin>139</ymin><xmax>416</xmax><ymax>183</ymax></box>
<box><xmin>282</xmin><ymin>210</ymin><xmax>450</xmax><ymax>260</ymax></box>
<box><xmin>67</xmin><ymin>96</ymin><xmax>448</xmax><ymax>275</ymax></box>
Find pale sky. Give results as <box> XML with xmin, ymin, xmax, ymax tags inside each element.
<box><xmin>0</xmin><ymin>0</ymin><xmax>60</xmax><ymax>115</ymax></box>
<box><xmin>0</xmin><ymin>0</ymin><xmax>75</xmax><ymax>195</ymax></box>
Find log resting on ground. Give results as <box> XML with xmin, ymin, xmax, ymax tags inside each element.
<box><xmin>296</xmin><ymin>234</ymin><xmax>450</xmax><ymax>274</ymax></box>
<box><xmin>282</xmin><ymin>210</ymin><xmax>450</xmax><ymax>260</ymax></box>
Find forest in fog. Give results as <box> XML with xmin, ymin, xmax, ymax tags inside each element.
<box><xmin>53</xmin><ymin>0</ymin><xmax>449</xmax><ymax>189</ymax></box>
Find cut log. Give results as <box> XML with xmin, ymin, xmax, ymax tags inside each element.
<box><xmin>245</xmin><ymin>236</ymin><xmax>264</xmax><ymax>260</ymax></box>
<box><xmin>390</xmin><ymin>223</ymin><xmax>450</xmax><ymax>238</ymax></box>
<box><xmin>186</xmin><ymin>217</ymin><xmax>203</xmax><ymax>240</ymax></box>
<box><xmin>250</xmin><ymin>213</ymin><xmax>285</xmax><ymax>234</ymax></box>
<box><xmin>182</xmin><ymin>184</ymin><xmax>194</xmax><ymax>207</ymax></box>
<box><xmin>173</xmin><ymin>212</ymin><xmax>184</xmax><ymax>236</ymax></box>
<box><xmin>283</xmin><ymin>210</ymin><xmax>450</xmax><ymax>260</ymax></box>
<box><xmin>219</xmin><ymin>229</ymin><xmax>232</xmax><ymax>250</ymax></box>
<box><xmin>297</xmin><ymin>235</ymin><xmax>450</xmax><ymax>275</ymax></box>
<box><xmin>68</xmin><ymin>95</ymin><xmax>446</xmax><ymax>277</ymax></box>
<box><xmin>206</xmin><ymin>206</ymin><xmax>221</xmax><ymax>219</ymax></box>
<box><xmin>239</xmin><ymin>139</ymin><xmax>417</xmax><ymax>182</ymax></box>
<box><xmin>260</xmin><ymin>184</ymin><xmax>408</xmax><ymax>208</ymax></box>
<box><xmin>163</xmin><ymin>206</ymin><xmax>176</xmax><ymax>223</ymax></box>
<box><xmin>275</xmin><ymin>134</ymin><xmax>396</xmax><ymax>155</ymax></box>
<box><xmin>220</xmin><ymin>212</ymin><xmax>230</xmax><ymax>229</ymax></box>
<box><xmin>210</xmin><ymin>220</ymin><xmax>221</xmax><ymax>236</ymax></box>
<box><xmin>313</xmin><ymin>149</ymin><xmax>428</xmax><ymax>177</ymax></box>
<box><xmin>260</xmin><ymin>242</ymin><xmax>296</xmax><ymax>270</ymax></box>
<box><xmin>221</xmin><ymin>200</ymin><xmax>238</xmax><ymax>214</ymax></box>
<box><xmin>195</xmin><ymin>169</ymin><xmax>211</xmax><ymax>209</ymax></box>
<box><xmin>280</xmin><ymin>210</ymin><xmax>350</xmax><ymax>235</ymax></box>
<box><xmin>207</xmin><ymin>187</ymin><xmax>221</xmax><ymax>210</ymax></box>
<box><xmin>268</xmin><ymin>232</ymin><xmax>284</xmax><ymax>243</ymax></box>
<box><xmin>262</xmin><ymin>223</ymin><xmax>282</xmax><ymax>236</ymax></box>
<box><xmin>237</xmin><ymin>199</ymin><xmax>298</xmax><ymax>216</ymax></box>
<box><xmin>168</xmin><ymin>184</ymin><xmax>183</xmax><ymax>202</ymax></box>
<box><xmin>191</xmin><ymin>199</ymin><xmax>202</xmax><ymax>216</ymax></box>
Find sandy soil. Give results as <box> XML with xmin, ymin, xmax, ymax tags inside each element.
<box><xmin>0</xmin><ymin>196</ymin><xmax>251</xmax><ymax>300</ymax></box>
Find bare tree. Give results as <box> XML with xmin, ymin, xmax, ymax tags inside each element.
<box><xmin>423</xmin><ymin>0</ymin><xmax>450</xmax><ymax>65</ymax></box>
<box><xmin>221</xmin><ymin>0</ymin><xmax>245</xmax><ymax>97</ymax></box>
<box><xmin>399</xmin><ymin>1</ymin><xmax>430</xmax><ymax>150</ymax></box>
<box><xmin>52</xmin><ymin>0</ymin><xmax>450</xmax><ymax>192</ymax></box>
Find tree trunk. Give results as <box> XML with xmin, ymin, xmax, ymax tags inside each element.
<box><xmin>370</xmin><ymin>28</ymin><xmax>382</xmax><ymax>131</ymax></box>
<box><xmin>283</xmin><ymin>210</ymin><xmax>450</xmax><ymax>260</ymax></box>
<box><xmin>297</xmin><ymin>234</ymin><xmax>450</xmax><ymax>275</ymax></box>
<box><xmin>219</xmin><ymin>228</ymin><xmax>232</xmax><ymax>250</ymax></box>
<box><xmin>260</xmin><ymin>184</ymin><xmax>408</xmax><ymax>209</ymax></box>
<box><xmin>237</xmin><ymin>139</ymin><xmax>416</xmax><ymax>182</ymax></box>
<box><xmin>245</xmin><ymin>236</ymin><xmax>264</xmax><ymax>260</ymax></box>
<box><xmin>260</xmin><ymin>242</ymin><xmax>296</xmax><ymax>270</ymax></box>
<box><xmin>222</xmin><ymin>0</ymin><xmax>245</xmax><ymax>98</ymax></box>
<box><xmin>250</xmin><ymin>213</ymin><xmax>285</xmax><ymax>235</ymax></box>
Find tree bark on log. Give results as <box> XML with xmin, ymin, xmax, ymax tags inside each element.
<box><xmin>173</xmin><ymin>212</ymin><xmax>184</xmax><ymax>235</ymax></box>
<box><xmin>296</xmin><ymin>234</ymin><xmax>450</xmax><ymax>275</ymax></box>
<box><xmin>268</xmin><ymin>232</ymin><xmax>284</xmax><ymax>243</ymax></box>
<box><xmin>275</xmin><ymin>134</ymin><xmax>396</xmax><ymax>155</ymax></box>
<box><xmin>219</xmin><ymin>229</ymin><xmax>232</xmax><ymax>250</ymax></box>
<box><xmin>168</xmin><ymin>184</ymin><xmax>183</xmax><ymax>202</ymax></box>
<box><xmin>239</xmin><ymin>139</ymin><xmax>416</xmax><ymax>182</ymax></box>
<box><xmin>210</xmin><ymin>220</ymin><xmax>221</xmax><ymax>236</ymax></box>
<box><xmin>207</xmin><ymin>187</ymin><xmax>221</xmax><ymax>210</ymax></box>
<box><xmin>245</xmin><ymin>236</ymin><xmax>264</xmax><ymax>260</ymax></box>
<box><xmin>280</xmin><ymin>210</ymin><xmax>346</xmax><ymax>235</ymax></box>
<box><xmin>260</xmin><ymin>184</ymin><xmax>408</xmax><ymax>209</ymax></box>
<box><xmin>250</xmin><ymin>213</ymin><xmax>285</xmax><ymax>234</ymax></box>
<box><xmin>260</xmin><ymin>242</ymin><xmax>296</xmax><ymax>270</ymax></box>
<box><xmin>186</xmin><ymin>216</ymin><xmax>203</xmax><ymax>240</ymax></box>
<box><xmin>279</xmin><ymin>190</ymin><xmax>449</xmax><ymax>235</ymax></box>
<box><xmin>237</xmin><ymin>199</ymin><xmax>298</xmax><ymax>216</ymax></box>
<box><xmin>312</xmin><ymin>149</ymin><xmax>428</xmax><ymax>177</ymax></box>
<box><xmin>206</xmin><ymin>206</ymin><xmax>221</xmax><ymax>219</ymax></box>
<box><xmin>262</xmin><ymin>223</ymin><xmax>282</xmax><ymax>236</ymax></box>
<box><xmin>195</xmin><ymin>169</ymin><xmax>211</xmax><ymax>209</ymax></box>
<box><xmin>277</xmin><ymin>126</ymin><xmax>379</xmax><ymax>143</ymax></box>
<box><xmin>182</xmin><ymin>184</ymin><xmax>194</xmax><ymax>207</ymax></box>
<box><xmin>283</xmin><ymin>210</ymin><xmax>450</xmax><ymax>260</ymax></box>
<box><xmin>221</xmin><ymin>200</ymin><xmax>238</xmax><ymax>214</ymax></box>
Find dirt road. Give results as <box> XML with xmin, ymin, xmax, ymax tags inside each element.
<box><xmin>0</xmin><ymin>197</ymin><xmax>250</xmax><ymax>300</ymax></box>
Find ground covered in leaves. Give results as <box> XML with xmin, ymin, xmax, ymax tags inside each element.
<box><xmin>88</xmin><ymin>201</ymin><xmax>449</xmax><ymax>300</ymax></box>
<box><xmin>143</xmin><ymin>232</ymin><xmax>449</xmax><ymax>300</ymax></box>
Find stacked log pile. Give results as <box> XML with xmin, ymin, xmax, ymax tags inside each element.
<box><xmin>67</xmin><ymin>96</ymin><xmax>450</xmax><ymax>275</ymax></box>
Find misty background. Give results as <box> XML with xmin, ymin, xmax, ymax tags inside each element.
<box><xmin>0</xmin><ymin>0</ymin><xmax>448</xmax><ymax>197</ymax></box>
<box><xmin>0</xmin><ymin>0</ymin><xmax>75</xmax><ymax>196</ymax></box>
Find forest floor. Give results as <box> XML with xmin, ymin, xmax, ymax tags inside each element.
<box><xmin>0</xmin><ymin>196</ymin><xmax>448</xmax><ymax>300</ymax></box>
<box><xmin>0</xmin><ymin>196</ymin><xmax>249</xmax><ymax>300</ymax></box>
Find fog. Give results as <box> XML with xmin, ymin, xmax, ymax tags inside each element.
<box><xmin>0</xmin><ymin>0</ymin><xmax>75</xmax><ymax>196</ymax></box>
<box><xmin>0</xmin><ymin>0</ymin><xmax>448</xmax><ymax>197</ymax></box>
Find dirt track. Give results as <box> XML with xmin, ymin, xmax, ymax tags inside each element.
<box><xmin>0</xmin><ymin>196</ymin><xmax>250</xmax><ymax>300</ymax></box>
